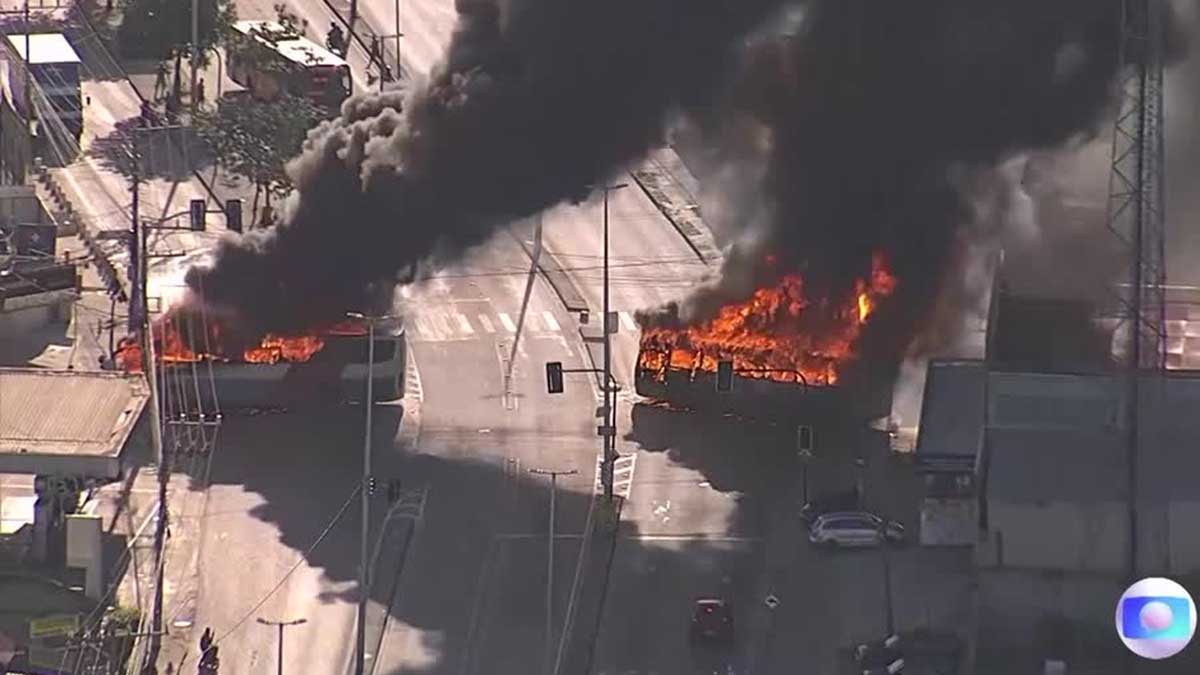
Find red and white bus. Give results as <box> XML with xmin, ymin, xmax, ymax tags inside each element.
<box><xmin>228</xmin><ymin>20</ymin><xmax>350</xmax><ymax>111</ymax></box>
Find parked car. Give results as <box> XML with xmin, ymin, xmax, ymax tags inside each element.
<box><xmin>689</xmin><ymin>598</ymin><xmax>734</xmax><ymax>644</ymax></box>
<box><xmin>808</xmin><ymin>512</ymin><xmax>905</xmax><ymax>548</ymax></box>
<box><xmin>799</xmin><ymin>488</ymin><xmax>861</xmax><ymax>525</ymax></box>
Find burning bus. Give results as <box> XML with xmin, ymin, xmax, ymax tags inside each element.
<box><xmin>113</xmin><ymin>313</ymin><xmax>405</xmax><ymax>410</ymax></box>
<box><xmin>634</xmin><ymin>253</ymin><xmax>899</xmax><ymax>420</ymax></box>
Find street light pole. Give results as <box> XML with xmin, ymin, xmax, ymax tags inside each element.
<box><xmin>190</xmin><ymin>0</ymin><xmax>199</xmax><ymax>115</ymax></box>
<box><xmin>530</xmin><ymin>468</ymin><xmax>577</xmax><ymax>675</ymax></box>
<box><xmin>347</xmin><ymin>310</ymin><xmax>397</xmax><ymax>675</ymax></box>
<box><xmin>393</xmin><ymin>0</ymin><xmax>402</xmax><ymax>78</ymax></box>
<box><xmin>600</xmin><ymin>183</ymin><xmax>626</xmax><ymax>501</ymax></box>
<box><xmin>256</xmin><ymin>617</ymin><xmax>307</xmax><ymax>675</ymax></box>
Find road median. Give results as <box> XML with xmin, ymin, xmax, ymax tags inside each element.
<box><xmin>555</xmin><ymin>495</ymin><xmax>623</xmax><ymax>675</ymax></box>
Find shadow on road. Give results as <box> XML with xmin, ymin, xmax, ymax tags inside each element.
<box><xmin>87</xmin><ymin>118</ymin><xmax>212</xmax><ymax>182</ymax></box>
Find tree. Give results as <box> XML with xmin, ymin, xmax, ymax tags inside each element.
<box><xmin>117</xmin><ymin>0</ymin><xmax>237</xmax><ymax>105</ymax></box>
<box><xmin>193</xmin><ymin>93</ymin><xmax>323</xmax><ymax>224</ymax></box>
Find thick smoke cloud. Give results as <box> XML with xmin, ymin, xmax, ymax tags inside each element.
<box><xmin>643</xmin><ymin>0</ymin><xmax>1142</xmax><ymax>364</ymax></box>
<box><xmin>187</xmin><ymin>0</ymin><xmax>1188</xmax><ymax>370</ymax></box>
<box><xmin>185</xmin><ymin>0</ymin><xmax>789</xmax><ymax>336</ymax></box>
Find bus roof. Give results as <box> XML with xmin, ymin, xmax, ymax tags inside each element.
<box><xmin>232</xmin><ymin>20</ymin><xmax>348</xmax><ymax>68</ymax></box>
<box><xmin>3</xmin><ymin>33</ymin><xmax>82</xmax><ymax>65</ymax></box>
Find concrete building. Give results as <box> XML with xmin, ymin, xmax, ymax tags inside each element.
<box><xmin>913</xmin><ymin>356</ymin><xmax>1200</xmax><ymax>670</ymax></box>
<box><xmin>0</xmin><ymin>368</ymin><xmax>150</xmax><ymax>565</ymax></box>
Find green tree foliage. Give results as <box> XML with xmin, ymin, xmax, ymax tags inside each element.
<box><xmin>118</xmin><ymin>0</ymin><xmax>236</xmax><ymax>62</ymax></box>
<box><xmin>193</xmin><ymin>93</ymin><xmax>323</xmax><ymax>222</ymax></box>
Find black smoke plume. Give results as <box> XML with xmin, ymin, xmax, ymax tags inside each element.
<box><xmin>642</xmin><ymin>0</ymin><xmax>1187</xmax><ymax>364</ymax></box>
<box><xmin>187</xmin><ymin>0</ymin><xmax>1188</xmax><ymax>368</ymax></box>
<box><xmin>184</xmin><ymin>0</ymin><xmax>791</xmax><ymax>335</ymax></box>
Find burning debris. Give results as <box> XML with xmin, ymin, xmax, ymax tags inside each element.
<box><xmin>114</xmin><ymin>315</ymin><xmax>369</xmax><ymax>373</ymax></box>
<box><xmin>638</xmin><ymin>253</ymin><xmax>896</xmax><ymax>386</ymax></box>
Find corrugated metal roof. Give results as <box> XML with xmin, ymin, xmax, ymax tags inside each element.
<box><xmin>3</xmin><ymin>33</ymin><xmax>82</xmax><ymax>65</ymax></box>
<box><xmin>0</xmin><ymin>368</ymin><xmax>148</xmax><ymax>456</ymax></box>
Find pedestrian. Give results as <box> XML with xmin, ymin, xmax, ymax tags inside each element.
<box><xmin>198</xmin><ymin>627</ymin><xmax>212</xmax><ymax>654</ymax></box>
<box><xmin>194</xmin><ymin>77</ymin><xmax>206</xmax><ymax>106</ymax></box>
<box><xmin>139</xmin><ymin>100</ymin><xmax>154</xmax><ymax>128</ymax></box>
<box><xmin>153</xmin><ymin>62</ymin><xmax>168</xmax><ymax>101</ymax></box>
<box><xmin>369</xmin><ymin>36</ymin><xmax>381</xmax><ymax>67</ymax></box>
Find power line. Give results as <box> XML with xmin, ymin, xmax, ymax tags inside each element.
<box><xmin>215</xmin><ymin>480</ymin><xmax>361</xmax><ymax>646</ymax></box>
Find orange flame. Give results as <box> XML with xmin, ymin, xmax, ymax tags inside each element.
<box><xmin>114</xmin><ymin>315</ymin><xmax>372</xmax><ymax>372</ymax></box>
<box><xmin>638</xmin><ymin>252</ymin><xmax>897</xmax><ymax>386</ymax></box>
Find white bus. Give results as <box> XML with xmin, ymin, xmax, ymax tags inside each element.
<box><xmin>228</xmin><ymin>20</ymin><xmax>350</xmax><ymax>110</ymax></box>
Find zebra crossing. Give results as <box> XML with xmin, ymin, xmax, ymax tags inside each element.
<box><xmin>406</xmin><ymin>308</ymin><xmax>642</xmax><ymax>343</ymax></box>
<box><xmin>595</xmin><ymin>452</ymin><xmax>638</xmax><ymax>499</ymax></box>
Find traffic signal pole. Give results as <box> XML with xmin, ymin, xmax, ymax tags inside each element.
<box><xmin>600</xmin><ymin>184</ymin><xmax>626</xmax><ymax>501</ymax></box>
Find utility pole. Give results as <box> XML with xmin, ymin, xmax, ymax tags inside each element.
<box><xmin>257</xmin><ymin>617</ymin><xmax>307</xmax><ymax>675</ymax></box>
<box><xmin>22</xmin><ymin>0</ymin><xmax>30</xmax><ymax>145</ymax></box>
<box><xmin>393</xmin><ymin>0</ymin><xmax>402</xmax><ymax>79</ymax></box>
<box><xmin>190</xmin><ymin>0</ymin><xmax>199</xmax><ymax>115</ymax></box>
<box><xmin>599</xmin><ymin>183</ymin><xmax>626</xmax><ymax>501</ymax></box>
<box><xmin>130</xmin><ymin>125</ymin><xmax>168</xmax><ymax>673</ymax></box>
<box><xmin>347</xmin><ymin>310</ymin><xmax>398</xmax><ymax>675</ymax></box>
<box><xmin>505</xmin><ymin>212</ymin><xmax>542</xmax><ymax>405</ymax></box>
<box><xmin>530</xmin><ymin>468</ymin><xmax>577</xmax><ymax>675</ymax></box>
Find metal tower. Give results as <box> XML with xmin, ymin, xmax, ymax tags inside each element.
<box><xmin>1103</xmin><ymin>0</ymin><xmax>1169</xmax><ymax>583</ymax></box>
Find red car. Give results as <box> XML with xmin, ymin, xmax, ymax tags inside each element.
<box><xmin>690</xmin><ymin>598</ymin><xmax>735</xmax><ymax>644</ymax></box>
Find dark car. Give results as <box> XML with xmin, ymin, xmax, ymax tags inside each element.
<box><xmin>689</xmin><ymin>598</ymin><xmax>734</xmax><ymax>644</ymax></box>
<box><xmin>799</xmin><ymin>488</ymin><xmax>861</xmax><ymax>525</ymax></box>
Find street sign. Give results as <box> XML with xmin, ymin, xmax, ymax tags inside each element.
<box><xmin>596</xmin><ymin>425</ymin><xmax>615</xmax><ymax>437</ymax></box>
<box><xmin>764</xmin><ymin>595</ymin><xmax>780</xmax><ymax>610</ymax></box>
<box><xmin>29</xmin><ymin>614</ymin><xmax>79</xmax><ymax>639</ymax></box>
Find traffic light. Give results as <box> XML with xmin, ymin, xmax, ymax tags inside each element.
<box><xmin>225</xmin><ymin>199</ymin><xmax>243</xmax><ymax>233</ymax></box>
<box><xmin>367</xmin><ymin>476</ymin><xmax>377</xmax><ymax>496</ymax></box>
<box><xmin>546</xmin><ymin>361</ymin><xmax>564</xmax><ymax>394</ymax></box>
<box><xmin>716</xmin><ymin>360</ymin><xmax>734</xmax><ymax>392</ymax></box>
<box><xmin>189</xmin><ymin>199</ymin><xmax>206</xmax><ymax>231</ymax></box>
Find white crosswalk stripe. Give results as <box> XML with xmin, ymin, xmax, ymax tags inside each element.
<box><xmin>498</xmin><ymin>312</ymin><xmax>517</xmax><ymax>332</ymax></box>
<box><xmin>406</xmin><ymin>307</ymin><xmax>574</xmax><ymax>342</ymax></box>
<box><xmin>595</xmin><ymin>453</ymin><xmax>637</xmax><ymax>499</ymax></box>
<box><xmin>619</xmin><ymin>311</ymin><xmax>637</xmax><ymax>332</ymax></box>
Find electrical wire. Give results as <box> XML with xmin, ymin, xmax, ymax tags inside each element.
<box><xmin>214</xmin><ymin>480</ymin><xmax>361</xmax><ymax>645</ymax></box>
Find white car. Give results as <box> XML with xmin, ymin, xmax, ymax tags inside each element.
<box><xmin>808</xmin><ymin>511</ymin><xmax>905</xmax><ymax>548</ymax></box>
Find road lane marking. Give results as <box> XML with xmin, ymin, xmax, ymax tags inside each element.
<box><xmin>414</xmin><ymin>315</ymin><xmax>436</xmax><ymax>340</ymax></box>
<box><xmin>477</xmin><ymin>314</ymin><xmax>495</xmax><ymax>333</ymax></box>
<box><xmin>541</xmin><ymin>311</ymin><xmax>560</xmax><ymax>332</ymax></box>
<box><xmin>454</xmin><ymin>313</ymin><xmax>474</xmax><ymax>334</ymax></box>
<box><xmin>497</xmin><ymin>313</ymin><xmax>517</xmax><ymax>332</ymax></box>
<box><xmin>619</xmin><ymin>311</ymin><xmax>637</xmax><ymax>332</ymax></box>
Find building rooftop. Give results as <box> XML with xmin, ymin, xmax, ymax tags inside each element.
<box><xmin>0</xmin><ymin>368</ymin><xmax>148</xmax><ymax>476</ymax></box>
<box><xmin>915</xmin><ymin>360</ymin><xmax>986</xmax><ymax>468</ymax></box>
<box><xmin>918</xmin><ymin>364</ymin><xmax>1200</xmax><ymax>504</ymax></box>
<box><xmin>3</xmin><ymin>33</ymin><xmax>82</xmax><ymax>65</ymax></box>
